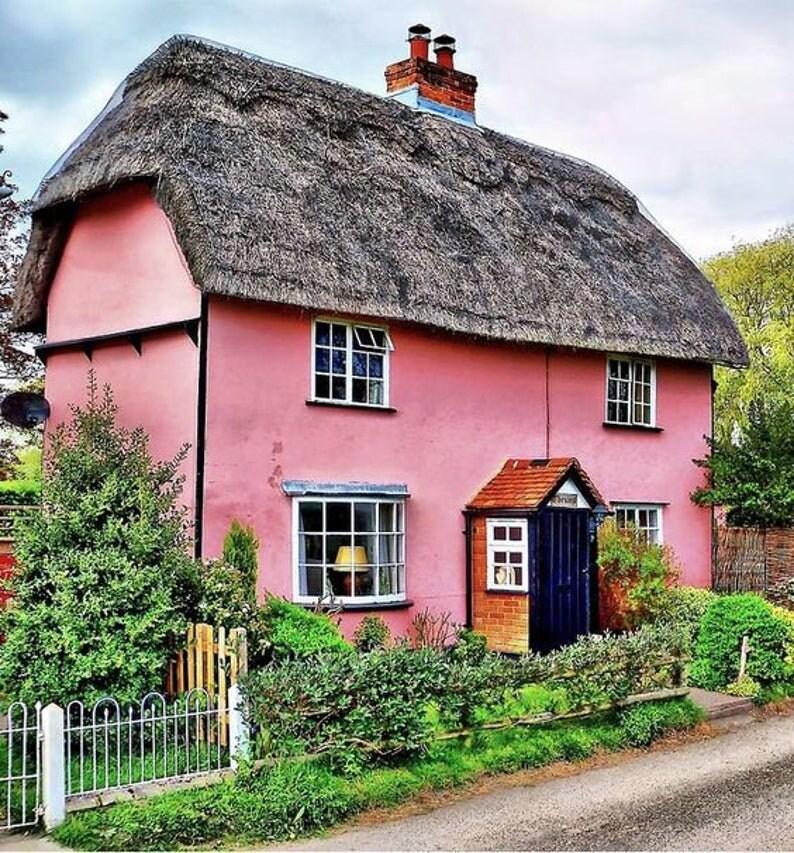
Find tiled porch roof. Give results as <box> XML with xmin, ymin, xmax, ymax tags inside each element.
<box><xmin>467</xmin><ymin>457</ymin><xmax>606</xmax><ymax>511</ymax></box>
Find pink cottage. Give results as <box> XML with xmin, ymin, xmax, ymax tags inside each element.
<box><xmin>14</xmin><ymin>30</ymin><xmax>747</xmax><ymax>652</ymax></box>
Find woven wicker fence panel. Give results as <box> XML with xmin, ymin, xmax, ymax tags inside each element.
<box><xmin>713</xmin><ymin>526</ymin><xmax>767</xmax><ymax>592</ymax></box>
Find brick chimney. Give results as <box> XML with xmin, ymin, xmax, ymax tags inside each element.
<box><xmin>385</xmin><ymin>24</ymin><xmax>478</xmax><ymax>125</ymax></box>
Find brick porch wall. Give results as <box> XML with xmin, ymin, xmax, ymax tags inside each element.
<box><xmin>470</xmin><ymin>517</ymin><xmax>529</xmax><ymax>654</ymax></box>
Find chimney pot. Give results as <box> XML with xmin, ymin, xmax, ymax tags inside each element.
<box><xmin>407</xmin><ymin>23</ymin><xmax>431</xmax><ymax>61</ymax></box>
<box><xmin>433</xmin><ymin>34</ymin><xmax>456</xmax><ymax>69</ymax></box>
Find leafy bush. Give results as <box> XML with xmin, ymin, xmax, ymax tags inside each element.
<box><xmin>452</xmin><ymin>627</ymin><xmax>489</xmax><ymax>662</ymax></box>
<box><xmin>198</xmin><ymin>524</ymin><xmax>347</xmax><ymax>668</ymax></box>
<box><xmin>198</xmin><ymin>558</ymin><xmax>269</xmax><ymax>667</ymax></box>
<box><xmin>54</xmin><ymin>700</ymin><xmax>703</xmax><ymax>851</ymax></box>
<box><xmin>771</xmin><ymin>604</ymin><xmax>794</xmax><ymax>671</ymax></box>
<box><xmin>598</xmin><ymin>520</ymin><xmax>679</xmax><ymax>629</ymax></box>
<box><xmin>262</xmin><ymin>596</ymin><xmax>351</xmax><ymax>661</ymax></box>
<box><xmin>618</xmin><ymin>698</ymin><xmax>705</xmax><ymax>747</ymax></box>
<box><xmin>724</xmin><ymin>675</ymin><xmax>761</xmax><ymax>699</ymax></box>
<box><xmin>353</xmin><ymin>615</ymin><xmax>391</xmax><ymax>652</ymax></box>
<box><xmin>689</xmin><ymin>593</ymin><xmax>791</xmax><ymax>690</ymax></box>
<box><xmin>652</xmin><ymin>586</ymin><xmax>718</xmax><ymax>642</ymax></box>
<box><xmin>471</xmin><ymin>683</ymin><xmax>571</xmax><ymax>725</ymax></box>
<box><xmin>0</xmin><ymin>378</ymin><xmax>200</xmax><ymax>707</ymax></box>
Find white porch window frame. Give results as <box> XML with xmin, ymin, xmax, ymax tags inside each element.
<box><xmin>311</xmin><ymin>318</ymin><xmax>394</xmax><ymax>408</ymax></box>
<box><xmin>612</xmin><ymin>503</ymin><xmax>664</xmax><ymax>545</ymax></box>
<box><xmin>486</xmin><ymin>518</ymin><xmax>529</xmax><ymax>592</ymax></box>
<box><xmin>605</xmin><ymin>355</ymin><xmax>657</xmax><ymax>427</ymax></box>
<box><xmin>292</xmin><ymin>496</ymin><xmax>406</xmax><ymax>605</ymax></box>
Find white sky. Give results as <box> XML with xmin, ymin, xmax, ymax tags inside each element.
<box><xmin>1</xmin><ymin>0</ymin><xmax>792</xmax><ymax>259</ymax></box>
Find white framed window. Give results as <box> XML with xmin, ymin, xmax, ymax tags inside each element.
<box><xmin>605</xmin><ymin>356</ymin><xmax>656</xmax><ymax>427</ymax></box>
<box><xmin>613</xmin><ymin>504</ymin><xmax>663</xmax><ymax>545</ymax></box>
<box><xmin>312</xmin><ymin>319</ymin><xmax>393</xmax><ymax>407</ymax></box>
<box><xmin>293</xmin><ymin>497</ymin><xmax>406</xmax><ymax>604</ymax></box>
<box><xmin>486</xmin><ymin>518</ymin><xmax>528</xmax><ymax>592</ymax></box>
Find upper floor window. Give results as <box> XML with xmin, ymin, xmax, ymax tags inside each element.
<box><xmin>312</xmin><ymin>320</ymin><xmax>393</xmax><ymax>408</ymax></box>
<box><xmin>486</xmin><ymin>518</ymin><xmax>528</xmax><ymax>592</ymax></box>
<box><xmin>294</xmin><ymin>497</ymin><xmax>405</xmax><ymax>604</ymax></box>
<box><xmin>614</xmin><ymin>503</ymin><xmax>663</xmax><ymax>545</ymax></box>
<box><xmin>605</xmin><ymin>356</ymin><xmax>655</xmax><ymax>427</ymax></box>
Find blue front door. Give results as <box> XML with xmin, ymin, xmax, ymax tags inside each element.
<box><xmin>532</xmin><ymin>508</ymin><xmax>592</xmax><ymax>653</ymax></box>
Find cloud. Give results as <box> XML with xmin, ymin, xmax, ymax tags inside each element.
<box><xmin>1</xmin><ymin>0</ymin><xmax>792</xmax><ymax>258</ymax></box>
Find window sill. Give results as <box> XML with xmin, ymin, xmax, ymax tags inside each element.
<box><xmin>602</xmin><ymin>421</ymin><xmax>663</xmax><ymax>433</ymax></box>
<box><xmin>486</xmin><ymin>588</ymin><xmax>529</xmax><ymax>596</ymax></box>
<box><xmin>306</xmin><ymin>400</ymin><xmax>397</xmax><ymax>414</ymax></box>
<box><xmin>297</xmin><ymin>599</ymin><xmax>413</xmax><ymax>612</ymax></box>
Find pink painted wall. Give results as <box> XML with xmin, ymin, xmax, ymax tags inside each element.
<box><xmin>44</xmin><ymin>184</ymin><xmax>200</xmax><ymax>522</ymax></box>
<box><xmin>44</xmin><ymin>338</ymin><xmax>199</xmax><ymax>523</ymax></box>
<box><xmin>47</xmin><ymin>183</ymin><xmax>200</xmax><ymax>340</ymax></box>
<box><xmin>203</xmin><ymin>299</ymin><xmax>713</xmax><ymax>636</ymax></box>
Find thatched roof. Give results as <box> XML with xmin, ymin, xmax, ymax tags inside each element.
<box><xmin>15</xmin><ymin>35</ymin><xmax>748</xmax><ymax>366</ymax></box>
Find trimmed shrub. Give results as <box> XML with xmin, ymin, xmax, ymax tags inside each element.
<box><xmin>517</xmin><ymin>623</ymin><xmax>691</xmax><ymax>708</ymax></box>
<box><xmin>689</xmin><ymin>593</ymin><xmax>791</xmax><ymax>690</ymax></box>
<box><xmin>262</xmin><ymin>596</ymin><xmax>351</xmax><ymax>660</ymax></box>
<box><xmin>353</xmin><ymin>615</ymin><xmax>391</xmax><ymax>652</ymax></box>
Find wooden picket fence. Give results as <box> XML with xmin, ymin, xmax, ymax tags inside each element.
<box><xmin>165</xmin><ymin>623</ymin><xmax>248</xmax><ymax>747</ymax></box>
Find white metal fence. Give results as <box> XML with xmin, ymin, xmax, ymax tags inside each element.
<box><xmin>64</xmin><ymin>689</ymin><xmax>230</xmax><ymax>798</ymax></box>
<box><xmin>0</xmin><ymin>685</ymin><xmax>247</xmax><ymax>833</ymax></box>
<box><xmin>0</xmin><ymin>701</ymin><xmax>41</xmax><ymax>830</ymax></box>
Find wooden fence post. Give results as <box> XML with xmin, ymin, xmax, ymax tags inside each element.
<box><xmin>738</xmin><ymin>635</ymin><xmax>751</xmax><ymax>680</ymax></box>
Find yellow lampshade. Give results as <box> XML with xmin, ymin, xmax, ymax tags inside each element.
<box><xmin>334</xmin><ymin>545</ymin><xmax>369</xmax><ymax>572</ymax></box>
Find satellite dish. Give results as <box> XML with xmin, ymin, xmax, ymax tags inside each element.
<box><xmin>1</xmin><ymin>392</ymin><xmax>50</xmax><ymax>428</ymax></box>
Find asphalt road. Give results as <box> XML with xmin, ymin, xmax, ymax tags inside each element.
<box><xmin>274</xmin><ymin>712</ymin><xmax>794</xmax><ymax>851</ymax></box>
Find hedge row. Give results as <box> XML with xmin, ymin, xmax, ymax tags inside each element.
<box><xmin>242</xmin><ymin>622</ymin><xmax>689</xmax><ymax>769</ymax></box>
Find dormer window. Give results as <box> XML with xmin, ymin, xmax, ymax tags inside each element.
<box><xmin>605</xmin><ymin>356</ymin><xmax>656</xmax><ymax>427</ymax></box>
<box><xmin>312</xmin><ymin>319</ymin><xmax>393</xmax><ymax>408</ymax></box>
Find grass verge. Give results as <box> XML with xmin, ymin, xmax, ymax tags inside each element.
<box><xmin>52</xmin><ymin>698</ymin><xmax>704</xmax><ymax>851</ymax></box>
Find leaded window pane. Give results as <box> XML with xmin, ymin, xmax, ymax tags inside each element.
<box><xmin>297</xmin><ymin>499</ymin><xmax>406</xmax><ymax>602</ymax></box>
<box><xmin>313</xmin><ymin>321</ymin><xmax>391</xmax><ymax>407</ymax></box>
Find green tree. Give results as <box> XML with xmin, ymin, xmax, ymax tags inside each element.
<box><xmin>0</xmin><ymin>376</ymin><xmax>200</xmax><ymax>706</ymax></box>
<box><xmin>702</xmin><ymin>225</ymin><xmax>794</xmax><ymax>439</ymax></box>
<box><xmin>692</xmin><ymin>397</ymin><xmax>794</xmax><ymax>527</ymax></box>
<box><xmin>0</xmin><ymin>110</ymin><xmax>44</xmax><ymax>476</ymax></box>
